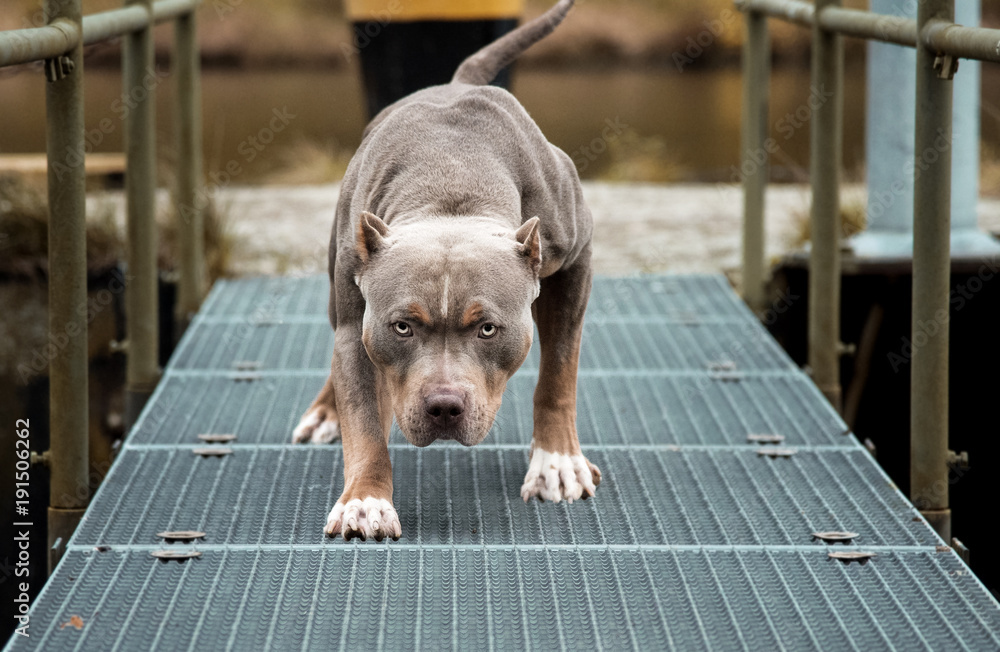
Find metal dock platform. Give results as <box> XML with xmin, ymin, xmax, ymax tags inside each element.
<box><xmin>7</xmin><ymin>274</ymin><xmax>1000</xmax><ymax>651</ymax></box>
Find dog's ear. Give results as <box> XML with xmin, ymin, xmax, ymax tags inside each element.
<box><xmin>356</xmin><ymin>211</ymin><xmax>390</xmax><ymax>264</ymax></box>
<box><xmin>514</xmin><ymin>217</ymin><xmax>542</xmax><ymax>276</ymax></box>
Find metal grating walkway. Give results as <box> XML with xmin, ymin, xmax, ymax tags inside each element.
<box><xmin>7</xmin><ymin>274</ymin><xmax>1000</xmax><ymax>651</ymax></box>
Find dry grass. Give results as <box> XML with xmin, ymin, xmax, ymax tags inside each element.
<box><xmin>0</xmin><ymin>174</ymin><xmax>234</xmax><ymax>281</ymax></box>
<box><xmin>159</xmin><ymin>197</ymin><xmax>235</xmax><ymax>282</ymax></box>
<box><xmin>793</xmin><ymin>187</ymin><xmax>869</xmax><ymax>248</ymax></box>
<box><xmin>262</xmin><ymin>139</ymin><xmax>354</xmax><ymax>185</ymax></box>
<box><xmin>0</xmin><ymin>175</ymin><xmax>121</xmax><ymax>277</ymax></box>
<box><xmin>599</xmin><ymin>129</ymin><xmax>686</xmax><ymax>183</ymax></box>
<box><xmin>982</xmin><ymin>144</ymin><xmax>1000</xmax><ymax>198</ymax></box>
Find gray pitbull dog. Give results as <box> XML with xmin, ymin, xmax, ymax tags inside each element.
<box><xmin>293</xmin><ymin>0</ymin><xmax>601</xmax><ymax>541</ymax></box>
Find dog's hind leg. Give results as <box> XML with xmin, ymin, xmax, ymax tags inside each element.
<box><xmin>520</xmin><ymin>247</ymin><xmax>602</xmax><ymax>503</ymax></box>
<box><xmin>292</xmin><ymin>363</ymin><xmax>341</xmax><ymax>443</ymax></box>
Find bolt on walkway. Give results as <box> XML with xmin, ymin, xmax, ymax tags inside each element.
<box><xmin>7</xmin><ymin>274</ymin><xmax>1000</xmax><ymax>651</ymax></box>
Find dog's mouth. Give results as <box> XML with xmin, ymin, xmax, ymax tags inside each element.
<box><xmin>398</xmin><ymin>404</ymin><xmax>496</xmax><ymax>448</ymax></box>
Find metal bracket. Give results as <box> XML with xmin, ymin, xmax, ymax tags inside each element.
<box><xmin>233</xmin><ymin>360</ymin><xmax>262</xmax><ymax>371</ymax></box>
<box><xmin>946</xmin><ymin>450</ymin><xmax>969</xmax><ymax>470</ymax></box>
<box><xmin>151</xmin><ymin>550</ymin><xmax>202</xmax><ymax>562</ymax></box>
<box><xmin>31</xmin><ymin>450</ymin><xmax>51</xmax><ymax>468</ymax></box>
<box><xmin>933</xmin><ymin>54</ymin><xmax>959</xmax><ymax>80</ymax></box>
<box><xmin>670</xmin><ymin>311</ymin><xmax>701</xmax><ymax>325</ymax></box>
<box><xmin>233</xmin><ymin>373</ymin><xmax>261</xmax><ymax>382</ymax></box>
<box><xmin>951</xmin><ymin>538</ymin><xmax>970</xmax><ymax>565</ymax></box>
<box><xmin>828</xmin><ymin>551</ymin><xmax>876</xmax><ymax>565</ymax></box>
<box><xmin>197</xmin><ymin>433</ymin><xmax>237</xmax><ymax>443</ymax></box>
<box><xmin>863</xmin><ymin>438</ymin><xmax>877</xmax><ymax>458</ymax></box>
<box><xmin>648</xmin><ymin>281</ymin><xmax>677</xmax><ymax>294</ymax></box>
<box><xmin>836</xmin><ymin>341</ymin><xmax>857</xmax><ymax>357</ymax></box>
<box><xmin>44</xmin><ymin>55</ymin><xmax>74</xmax><ymax>82</ymax></box>
<box><xmin>812</xmin><ymin>531</ymin><xmax>859</xmax><ymax>544</ymax></box>
<box><xmin>49</xmin><ymin>537</ymin><xmax>64</xmax><ymax>575</ymax></box>
<box><xmin>192</xmin><ymin>447</ymin><xmax>232</xmax><ymax>457</ymax></box>
<box><xmin>109</xmin><ymin>339</ymin><xmax>129</xmax><ymax>353</ymax></box>
<box><xmin>157</xmin><ymin>530</ymin><xmax>206</xmax><ymax>543</ymax></box>
<box><xmin>756</xmin><ymin>446</ymin><xmax>797</xmax><ymax>459</ymax></box>
<box><xmin>747</xmin><ymin>434</ymin><xmax>785</xmax><ymax>445</ymax></box>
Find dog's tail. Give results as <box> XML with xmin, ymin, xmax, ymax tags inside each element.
<box><xmin>451</xmin><ymin>0</ymin><xmax>574</xmax><ymax>86</ymax></box>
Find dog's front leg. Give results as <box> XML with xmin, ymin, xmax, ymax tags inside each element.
<box><xmin>521</xmin><ymin>252</ymin><xmax>602</xmax><ymax>503</ymax></box>
<box><xmin>324</xmin><ymin>325</ymin><xmax>400</xmax><ymax>541</ymax></box>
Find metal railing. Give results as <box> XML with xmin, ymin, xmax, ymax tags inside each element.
<box><xmin>737</xmin><ymin>0</ymin><xmax>1000</xmax><ymax>542</ymax></box>
<box><xmin>1</xmin><ymin>0</ymin><xmax>204</xmax><ymax>572</ymax></box>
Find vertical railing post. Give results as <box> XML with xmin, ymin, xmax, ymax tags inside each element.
<box><xmin>45</xmin><ymin>0</ymin><xmax>88</xmax><ymax>574</ymax></box>
<box><xmin>911</xmin><ymin>0</ymin><xmax>954</xmax><ymax>542</ymax></box>
<box><xmin>123</xmin><ymin>0</ymin><xmax>160</xmax><ymax>429</ymax></box>
<box><xmin>808</xmin><ymin>0</ymin><xmax>843</xmax><ymax>411</ymax></box>
<box><xmin>740</xmin><ymin>6</ymin><xmax>770</xmax><ymax>313</ymax></box>
<box><xmin>174</xmin><ymin>7</ymin><xmax>204</xmax><ymax>329</ymax></box>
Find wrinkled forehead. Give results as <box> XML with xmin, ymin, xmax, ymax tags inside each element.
<box><xmin>361</xmin><ymin>231</ymin><xmax>533</xmax><ymax>319</ymax></box>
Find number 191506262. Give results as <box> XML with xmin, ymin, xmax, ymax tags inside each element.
<box><xmin>15</xmin><ymin>419</ymin><xmax>30</xmax><ymax>512</ymax></box>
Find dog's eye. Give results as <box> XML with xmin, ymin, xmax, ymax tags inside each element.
<box><xmin>393</xmin><ymin>322</ymin><xmax>412</xmax><ymax>337</ymax></box>
<box><xmin>479</xmin><ymin>323</ymin><xmax>498</xmax><ymax>339</ymax></box>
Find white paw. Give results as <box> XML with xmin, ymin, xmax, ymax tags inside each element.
<box><xmin>520</xmin><ymin>449</ymin><xmax>601</xmax><ymax>504</ymax></box>
<box><xmin>292</xmin><ymin>408</ymin><xmax>340</xmax><ymax>444</ymax></box>
<box><xmin>325</xmin><ymin>497</ymin><xmax>401</xmax><ymax>541</ymax></box>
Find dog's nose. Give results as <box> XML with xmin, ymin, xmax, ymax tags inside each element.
<box><xmin>424</xmin><ymin>391</ymin><xmax>465</xmax><ymax>426</ymax></box>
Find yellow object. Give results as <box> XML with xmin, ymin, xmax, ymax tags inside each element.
<box><xmin>345</xmin><ymin>0</ymin><xmax>524</xmax><ymax>22</ymax></box>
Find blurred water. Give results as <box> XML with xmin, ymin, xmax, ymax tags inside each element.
<box><xmin>1</xmin><ymin>65</ymin><xmax>998</xmax><ymax>183</ymax></box>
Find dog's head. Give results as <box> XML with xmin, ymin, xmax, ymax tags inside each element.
<box><xmin>354</xmin><ymin>211</ymin><xmax>541</xmax><ymax>447</ymax></box>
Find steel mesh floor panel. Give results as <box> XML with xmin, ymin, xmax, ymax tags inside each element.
<box><xmin>74</xmin><ymin>447</ymin><xmax>935</xmax><ymax>548</ymax></box>
<box><xmin>10</xmin><ymin>273</ymin><xmax>999</xmax><ymax>651</ymax></box>
<box><xmin>169</xmin><ymin>321</ymin><xmax>336</xmax><ymax>371</ymax></box>
<box><xmin>169</xmin><ymin>320</ymin><xmax>795</xmax><ymax>372</ymax></box>
<box><xmin>8</xmin><ymin>549</ymin><xmax>999</xmax><ymax>652</ymax></box>
<box><xmin>198</xmin><ymin>274</ymin><xmax>753</xmax><ymax>321</ymax></box>
<box><xmin>127</xmin><ymin>372</ymin><xmax>846</xmax><ymax>447</ymax></box>
<box><xmin>199</xmin><ymin>274</ymin><xmax>331</xmax><ymax>318</ymax></box>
